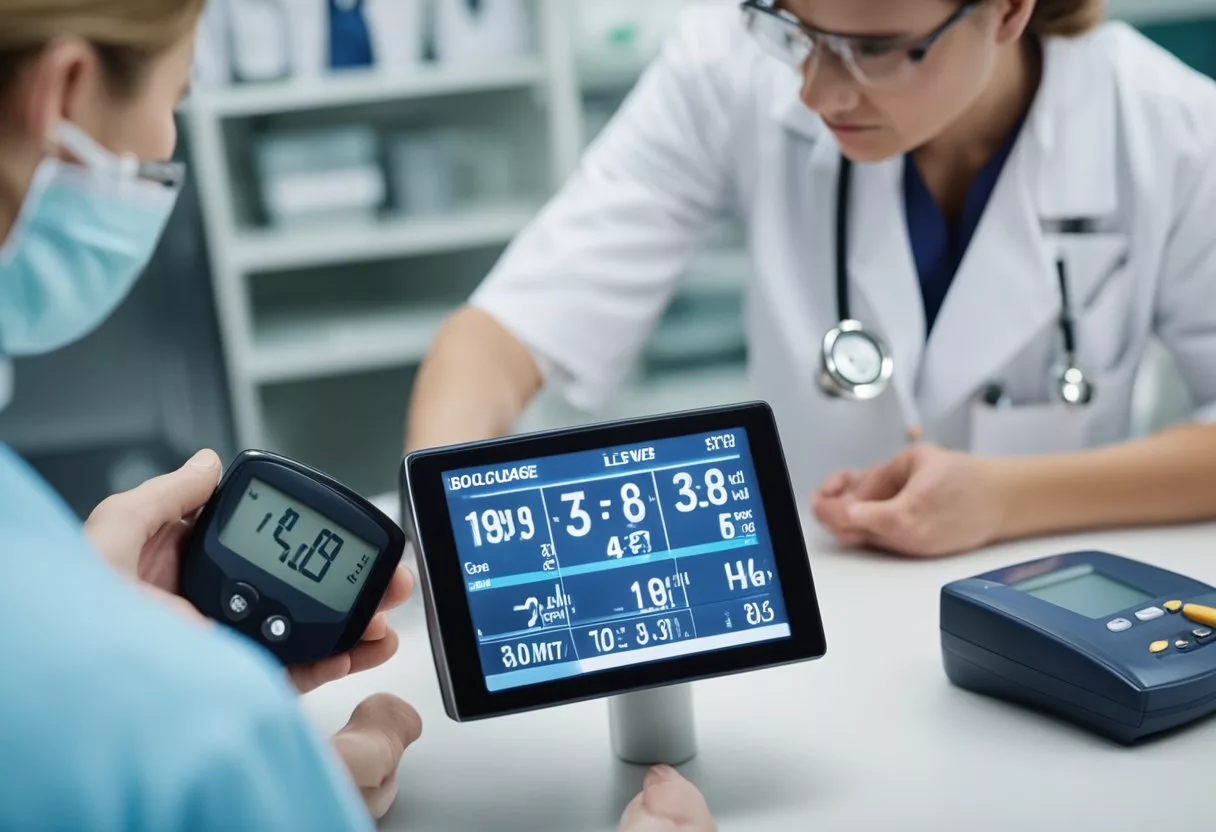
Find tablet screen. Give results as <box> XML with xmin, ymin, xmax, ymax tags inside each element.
<box><xmin>442</xmin><ymin>427</ymin><xmax>791</xmax><ymax>692</ymax></box>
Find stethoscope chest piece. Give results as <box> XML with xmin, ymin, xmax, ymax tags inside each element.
<box><xmin>1057</xmin><ymin>363</ymin><xmax>1095</xmax><ymax>407</ymax></box>
<box><xmin>819</xmin><ymin>319</ymin><xmax>894</xmax><ymax>401</ymax></box>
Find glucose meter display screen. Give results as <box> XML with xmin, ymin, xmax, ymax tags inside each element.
<box><xmin>219</xmin><ymin>479</ymin><xmax>380</xmax><ymax>613</ymax></box>
<box><xmin>442</xmin><ymin>428</ymin><xmax>792</xmax><ymax>693</ymax></box>
<box><xmin>1014</xmin><ymin>566</ymin><xmax>1154</xmax><ymax>619</ymax></box>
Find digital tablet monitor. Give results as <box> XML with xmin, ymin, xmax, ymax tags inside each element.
<box><xmin>403</xmin><ymin>403</ymin><xmax>827</xmax><ymax>720</ymax></box>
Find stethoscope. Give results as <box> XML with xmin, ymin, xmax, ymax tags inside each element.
<box><xmin>818</xmin><ymin>157</ymin><xmax>1095</xmax><ymax>409</ymax></box>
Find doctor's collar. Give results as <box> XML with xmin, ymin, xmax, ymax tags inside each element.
<box><xmin>1023</xmin><ymin>27</ymin><xmax>1121</xmax><ymax>221</ymax></box>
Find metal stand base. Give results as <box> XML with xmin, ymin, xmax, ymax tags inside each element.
<box><xmin>608</xmin><ymin>684</ymin><xmax>698</xmax><ymax>765</ymax></box>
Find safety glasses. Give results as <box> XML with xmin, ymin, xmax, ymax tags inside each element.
<box><xmin>740</xmin><ymin>0</ymin><xmax>982</xmax><ymax>88</ymax></box>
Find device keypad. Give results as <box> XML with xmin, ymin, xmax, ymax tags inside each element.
<box><xmin>1148</xmin><ymin>632</ymin><xmax>1215</xmax><ymax>655</ymax></box>
<box><xmin>1139</xmin><ymin>602</ymin><xmax>1216</xmax><ymax>655</ymax></box>
<box><xmin>1135</xmin><ymin>602</ymin><xmax>1216</xmax><ymax>656</ymax></box>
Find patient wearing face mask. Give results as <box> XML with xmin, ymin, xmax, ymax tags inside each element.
<box><xmin>0</xmin><ymin>2</ymin><xmax>716</xmax><ymax>829</ymax></box>
<box><xmin>0</xmin><ymin>122</ymin><xmax>181</xmax><ymax>354</ymax></box>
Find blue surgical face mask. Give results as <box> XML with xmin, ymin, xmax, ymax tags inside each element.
<box><xmin>0</xmin><ymin>122</ymin><xmax>184</xmax><ymax>356</ymax></box>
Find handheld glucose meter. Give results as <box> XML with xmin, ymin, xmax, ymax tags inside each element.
<box><xmin>942</xmin><ymin>550</ymin><xmax>1216</xmax><ymax>743</ymax></box>
<box><xmin>181</xmin><ymin>451</ymin><xmax>405</xmax><ymax>665</ymax></box>
<box><xmin>402</xmin><ymin>403</ymin><xmax>827</xmax><ymax>721</ymax></box>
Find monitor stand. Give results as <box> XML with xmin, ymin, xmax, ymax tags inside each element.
<box><xmin>608</xmin><ymin>684</ymin><xmax>698</xmax><ymax>765</ymax></box>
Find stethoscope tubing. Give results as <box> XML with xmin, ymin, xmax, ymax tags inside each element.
<box><xmin>825</xmin><ymin>155</ymin><xmax>1093</xmax><ymax>422</ymax></box>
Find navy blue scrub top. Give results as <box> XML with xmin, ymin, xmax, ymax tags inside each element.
<box><xmin>904</xmin><ymin>122</ymin><xmax>1025</xmax><ymax>335</ymax></box>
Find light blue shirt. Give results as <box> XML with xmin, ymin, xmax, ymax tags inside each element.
<box><xmin>0</xmin><ymin>443</ymin><xmax>374</xmax><ymax>831</ymax></box>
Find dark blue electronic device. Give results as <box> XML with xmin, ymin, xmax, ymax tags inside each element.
<box><xmin>181</xmin><ymin>451</ymin><xmax>405</xmax><ymax>665</ymax></box>
<box><xmin>942</xmin><ymin>550</ymin><xmax>1216</xmax><ymax>743</ymax></box>
<box><xmin>402</xmin><ymin>403</ymin><xmax>827</xmax><ymax>721</ymax></box>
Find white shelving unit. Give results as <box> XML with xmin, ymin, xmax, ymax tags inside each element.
<box><xmin>197</xmin><ymin>58</ymin><xmax>548</xmax><ymax>119</ymax></box>
<box><xmin>186</xmin><ymin>1</ymin><xmax>585</xmax><ymax>483</ymax></box>
<box><xmin>249</xmin><ymin>304</ymin><xmax>451</xmax><ymax>384</ymax></box>
<box><xmin>229</xmin><ymin>201</ymin><xmax>540</xmax><ymax>273</ymax></box>
<box><xmin>186</xmin><ymin>0</ymin><xmax>748</xmax><ymax>494</ymax></box>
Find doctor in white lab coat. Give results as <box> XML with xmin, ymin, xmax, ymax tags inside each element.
<box><xmin>407</xmin><ymin>0</ymin><xmax>1216</xmax><ymax>558</ymax></box>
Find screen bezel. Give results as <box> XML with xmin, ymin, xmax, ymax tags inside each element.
<box><xmin>404</xmin><ymin>402</ymin><xmax>828</xmax><ymax>720</ymax></box>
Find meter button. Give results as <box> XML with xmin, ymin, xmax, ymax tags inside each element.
<box><xmin>1176</xmin><ymin>639</ymin><xmax>1193</xmax><ymax>651</ymax></box>
<box><xmin>1135</xmin><ymin>607</ymin><xmax>1165</xmax><ymax>622</ymax></box>
<box><xmin>1193</xmin><ymin>627</ymin><xmax>1213</xmax><ymax>641</ymax></box>
<box><xmin>224</xmin><ymin>583</ymin><xmax>258</xmax><ymax>622</ymax></box>
<box><xmin>1106</xmin><ymin>618</ymin><xmax>1132</xmax><ymax>633</ymax></box>
<box><xmin>1150</xmin><ymin>640</ymin><xmax>1170</xmax><ymax>654</ymax></box>
<box><xmin>1164</xmin><ymin>600</ymin><xmax>1183</xmax><ymax>613</ymax></box>
<box><xmin>262</xmin><ymin>615</ymin><xmax>291</xmax><ymax>643</ymax></box>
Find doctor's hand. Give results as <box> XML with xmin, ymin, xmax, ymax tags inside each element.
<box><xmin>619</xmin><ymin>766</ymin><xmax>717</xmax><ymax>832</ymax></box>
<box><xmin>811</xmin><ymin>444</ymin><xmax>1007</xmax><ymax>558</ymax></box>
<box><xmin>84</xmin><ymin>449</ymin><xmax>415</xmax><ymax>692</ymax></box>
<box><xmin>330</xmin><ymin>693</ymin><xmax>423</xmax><ymax>820</ymax></box>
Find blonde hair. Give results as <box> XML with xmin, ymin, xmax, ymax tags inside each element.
<box><xmin>0</xmin><ymin>0</ymin><xmax>205</xmax><ymax>95</ymax></box>
<box><xmin>1029</xmin><ymin>0</ymin><xmax>1105</xmax><ymax>36</ymax></box>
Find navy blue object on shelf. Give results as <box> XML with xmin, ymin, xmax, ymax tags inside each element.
<box><xmin>329</xmin><ymin>0</ymin><xmax>375</xmax><ymax>69</ymax></box>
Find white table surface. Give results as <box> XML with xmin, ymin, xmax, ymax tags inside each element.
<box><xmin>302</xmin><ymin>514</ymin><xmax>1216</xmax><ymax>832</ymax></box>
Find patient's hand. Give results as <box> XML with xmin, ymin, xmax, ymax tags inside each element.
<box><xmin>619</xmin><ymin>766</ymin><xmax>716</xmax><ymax>832</ymax></box>
<box><xmin>85</xmin><ymin>448</ymin><xmax>414</xmax><ymax>693</ymax></box>
<box><xmin>330</xmin><ymin>693</ymin><xmax>423</xmax><ymax>820</ymax></box>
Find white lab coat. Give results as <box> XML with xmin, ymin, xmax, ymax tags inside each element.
<box><xmin>472</xmin><ymin>5</ymin><xmax>1216</xmax><ymax>496</ymax></box>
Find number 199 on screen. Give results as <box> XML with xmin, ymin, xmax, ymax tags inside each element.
<box><xmin>464</xmin><ymin>506</ymin><xmax>536</xmax><ymax>547</ymax></box>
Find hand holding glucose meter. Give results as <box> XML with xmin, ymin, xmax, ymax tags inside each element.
<box><xmin>942</xmin><ymin>550</ymin><xmax>1216</xmax><ymax>743</ymax></box>
<box><xmin>402</xmin><ymin>403</ymin><xmax>826</xmax><ymax>722</ymax></box>
<box><xmin>181</xmin><ymin>451</ymin><xmax>405</xmax><ymax>665</ymax></box>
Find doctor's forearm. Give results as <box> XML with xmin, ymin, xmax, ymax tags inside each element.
<box><xmin>405</xmin><ymin>307</ymin><xmax>542</xmax><ymax>452</ymax></box>
<box><xmin>993</xmin><ymin>424</ymin><xmax>1216</xmax><ymax>539</ymax></box>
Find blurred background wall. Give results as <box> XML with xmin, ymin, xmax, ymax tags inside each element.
<box><xmin>1</xmin><ymin>0</ymin><xmax>1211</xmax><ymax>514</ymax></box>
